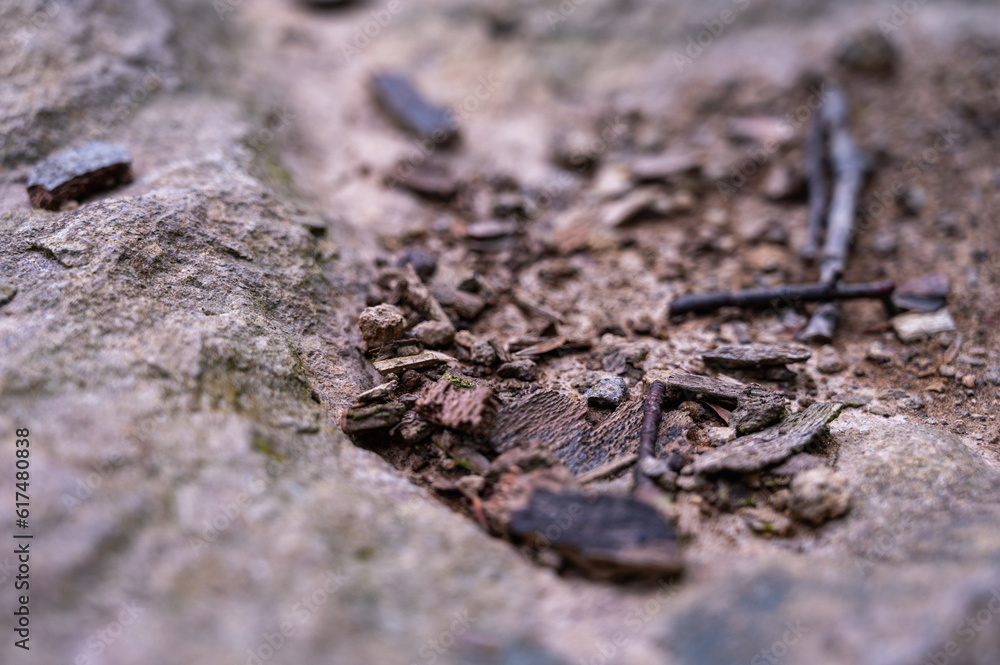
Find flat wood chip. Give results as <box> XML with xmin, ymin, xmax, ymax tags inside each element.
<box><xmin>689</xmin><ymin>402</ymin><xmax>843</xmax><ymax>475</ymax></box>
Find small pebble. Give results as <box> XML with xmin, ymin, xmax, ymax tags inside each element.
<box><xmin>866</xmin><ymin>341</ymin><xmax>893</xmax><ymax>364</ymax></box>
<box><xmin>962</xmin><ymin>374</ymin><xmax>977</xmax><ymax>389</ymax></box>
<box><xmin>470</xmin><ymin>340</ymin><xmax>497</xmax><ymax>367</ymax></box>
<box><xmin>892</xmin><ymin>309</ymin><xmax>956</xmax><ymax>343</ymax></box>
<box><xmin>835</xmin><ymin>27</ymin><xmax>897</xmax><ymax>77</ymax></box>
<box><xmin>866</xmin><ymin>401</ymin><xmax>894</xmax><ymax>417</ymax></box>
<box><xmin>584</xmin><ymin>374</ymin><xmax>628</xmax><ymax>408</ymax></box>
<box><xmin>789</xmin><ymin>468</ymin><xmax>851</xmax><ymax>525</ymax></box>
<box><xmin>497</xmin><ymin>359</ymin><xmax>537</xmax><ymax>381</ymax></box>
<box><xmin>411</xmin><ymin>320</ymin><xmax>455</xmax><ymax>348</ymax></box>
<box><xmin>358</xmin><ymin>304</ymin><xmax>407</xmax><ymax>349</ymax></box>
<box><xmin>0</xmin><ymin>282</ymin><xmax>16</xmax><ymax>308</ymax></box>
<box><xmin>396</xmin><ymin>248</ymin><xmax>437</xmax><ymax>281</ymax></box>
<box><xmin>816</xmin><ymin>346</ymin><xmax>847</xmax><ymax>374</ymax></box>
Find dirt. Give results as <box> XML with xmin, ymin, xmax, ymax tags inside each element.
<box><xmin>222</xmin><ymin>0</ymin><xmax>1000</xmax><ymax>567</ymax></box>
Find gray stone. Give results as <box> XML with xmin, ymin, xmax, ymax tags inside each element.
<box><xmin>497</xmin><ymin>358</ymin><xmax>537</xmax><ymax>381</ymax></box>
<box><xmin>789</xmin><ymin>467</ymin><xmax>851</xmax><ymax>525</ymax></box>
<box><xmin>358</xmin><ymin>303</ymin><xmax>407</xmax><ymax>349</ymax></box>
<box><xmin>816</xmin><ymin>345</ymin><xmax>847</xmax><ymax>374</ymax></box>
<box><xmin>411</xmin><ymin>319</ymin><xmax>456</xmax><ymax>348</ymax></box>
<box><xmin>892</xmin><ymin>309</ymin><xmax>957</xmax><ymax>343</ymax></box>
<box><xmin>584</xmin><ymin>374</ymin><xmax>627</xmax><ymax>408</ymax></box>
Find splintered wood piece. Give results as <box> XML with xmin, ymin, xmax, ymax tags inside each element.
<box><xmin>576</xmin><ymin>454</ymin><xmax>639</xmax><ymax>484</ymax></box>
<box><xmin>370</xmin><ymin>72</ymin><xmax>458</xmax><ymax>144</ymax></box>
<box><xmin>28</xmin><ymin>142</ymin><xmax>133</xmax><ymax>210</ymax></box>
<box><xmin>489</xmin><ymin>391</ymin><xmax>590</xmax><ymax>455</ymax></box>
<box><xmin>415</xmin><ymin>380</ymin><xmax>498</xmax><ymax>437</ymax></box>
<box><xmin>509</xmin><ymin>489</ymin><xmax>683</xmax><ymax>580</ymax></box>
<box><xmin>372</xmin><ymin>350</ymin><xmax>455</xmax><ymax>375</ymax></box>
<box><xmin>556</xmin><ymin>399</ymin><xmax>646</xmax><ymax>475</ymax></box>
<box><xmin>513</xmin><ymin>336</ymin><xmax>566</xmax><ymax>357</ymax></box>
<box><xmin>667</xmin><ymin>372</ymin><xmax>745</xmax><ymax>405</ymax></box>
<box><xmin>355</xmin><ymin>379</ymin><xmax>398</xmax><ymax>404</ymax></box>
<box><xmin>702</xmin><ymin>343</ymin><xmax>812</xmax><ymax>368</ymax></box>
<box><xmin>730</xmin><ymin>384</ymin><xmax>786</xmax><ymax>435</ymax></box>
<box><xmin>689</xmin><ymin>402</ymin><xmax>843</xmax><ymax>475</ymax></box>
<box><xmin>341</xmin><ymin>402</ymin><xmax>407</xmax><ymax>434</ymax></box>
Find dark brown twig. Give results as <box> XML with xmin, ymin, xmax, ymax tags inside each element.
<box><xmin>668</xmin><ymin>280</ymin><xmax>894</xmax><ymax>317</ymax></box>
<box><xmin>634</xmin><ymin>380</ymin><xmax>666</xmax><ymax>492</ymax></box>
<box><xmin>800</xmin><ymin>86</ymin><xmax>870</xmax><ymax>342</ymax></box>
<box><xmin>801</xmin><ymin>112</ymin><xmax>828</xmax><ymax>262</ymax></box>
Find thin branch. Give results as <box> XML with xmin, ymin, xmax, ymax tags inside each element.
<box><xmin>634</xmin><ymin>380</ymin><xmax>666</xmax><ymax>492</ymax></box>
<box><xmin>801</xmin><ymin>112</ymin><xmax>828</xmax><ymax>262</ymax></box>
<box><xmin>800</xmin><ymin>86</ymin><xmax>869</xmax><ymax>342</ymax></box>
<box><xmin>668</xmin><ymin>280</ymin><xmax>895</xmax><ymax>317</ymax></box>
<box><xmin>817</xmin><ymin>86</ymin><xmax>869</xmax><ymax>284</ymax></box>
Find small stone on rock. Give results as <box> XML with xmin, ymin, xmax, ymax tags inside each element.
<box><xmin>866</xmin><ymin>341</ymin><xmax>894</xmax><ymax>364</ymax></box>
<box><xmin>789</xmin><ymin>467</ymin><xmax>851</xmax><ymax>525</ymax></box>
<box><xmin>816</xmin><ymin>346</ymin><xmax>847</xmax><ymax>374</ymax></box>
<box><xmin>411</xmin><ymin>320</ymin><xmax>456</xmax><ymax>348</ymax></box>
<box><xmin>892</xmin><ymin>309</ymin><xmax>956</xmax><ymax>343</ymax></box>
<box><xmin>358</xmin><ymin>304</ymin><xmax>407</xmax><ymax>349</ymax></box>
<box><xmin>497</xmin><ymin>358</ymin><xmax>537</xmax><ymax>381</ymax></box>
<box><xmin>585</xmin><ymin>374</ymin><xmax>628</xmax><ymax>409</ymax></box>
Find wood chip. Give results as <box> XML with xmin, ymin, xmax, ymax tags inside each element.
<box><xmin>689</xmin><ymin>402</ymin><xmax>843</xmax><ymax>475</ymax></box>
<box><xmin>702</xmin><ymin>343</ymin><xmax>812</xmax><ymax>368</ymax></box>
<box><xmin>730</xmin><ymin>384</ymin><xmax>786</xmax><ymax>435</ymax></box>
<box><xmin>513</xmin><ymin>336</ymin><xmax>566</xmax><ymax>357</ymax></box>
<box><xmin>341</xmin><ymin>402</ymin><xmax>407</xmax><ymax>434</ymax></box>
<box><xmin>355</xmin><ymin>379</ymin><xmax>398</xmax><ymax>404</ymax></box>
<box><xmin>667</xmin><ymin>372</ymin><xmax>745</xmax><ymax>405</ymax></box>
<box><xmin>372</xmin><ymin>350</ymin><xmax>455</xmax><ymax>375</ymax></box>
<box><xmin>576</xmin><ymin>454</ymin><xmax>639</xmax><ymax>484</ymax></box>
<box><xmin>509</xmin><ymin>489</ymin><xmax>683</xmax><ymax>580</ymax></box>
<box><xmin>415</xmin><ymin>380</ymin><xmax>498</xmax><ymax>437</ymax></box>
<box><xmin>490</xmin><ymin>391</ymin><xmax>590</xmax><ymax>455</ymax></box>
<box><xmin>512</xmin><ymin>289</ymin><xmax>564</xmax><ymax>324</ymax></box>
<box><xmin>28</xmin><ymin>142</ymin><xmax>133</xmax><ymax>210</ymax></box>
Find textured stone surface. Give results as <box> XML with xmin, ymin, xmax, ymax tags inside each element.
<box><xmin>7</xmin><ymin>2</ymin><xmax>1000</xmax><ymax>665</ymax></box>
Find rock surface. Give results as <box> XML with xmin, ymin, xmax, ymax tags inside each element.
<box><xmin>4</xmin><ymin>2</ymin><xmax>1000</xmax><ymax>665</ymax></box>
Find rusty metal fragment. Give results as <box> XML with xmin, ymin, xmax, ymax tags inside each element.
<box><xmin>689</xmin><ymin>402</ymin><xmax>843</xmax><ymax>475</ymax></box>
<box><xmin>28</xmin><ymin>142</ymin><xmax>133</xmax><ymax>210</ymax></box>
<box><xmin>509</xmin><ymin>489</ymin><xmax>683</xmax><ymax>580</ymax></box>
